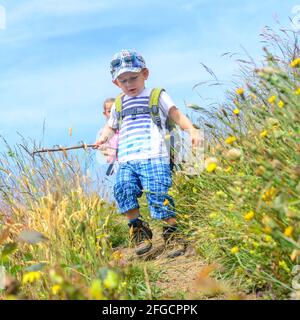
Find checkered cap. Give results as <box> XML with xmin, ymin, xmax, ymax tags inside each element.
<box><xmin>110</xmin><ymin>49</ymin><xmax>146</xmax><ymax>81</ymax></box>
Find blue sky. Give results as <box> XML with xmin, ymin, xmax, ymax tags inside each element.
<box><xmin>0</xmin><ymin>0</ymin><xmax>296</xmax><ymax>150</ymax></box>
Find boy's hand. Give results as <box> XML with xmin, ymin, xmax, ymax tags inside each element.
<box><xmin>190</xmin><ymin>128</ymin><xmax>203</xmax><ymax>148</ymax></box>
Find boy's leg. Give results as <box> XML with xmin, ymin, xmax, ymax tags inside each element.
<box><xmin>113</xmin><ymin>163</ymin><xmax>153</xmax><ymax>255</ymax></box>
<box><xmin>139</xmin><ymin>159</ymin><xmax>187</xmax><ymax>258</ymax></box>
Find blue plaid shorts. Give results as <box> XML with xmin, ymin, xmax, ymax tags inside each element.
<box><xmin>113</xmin><ymin>157</ymin><xmax>176</xmax><ymax>220</ymax></box>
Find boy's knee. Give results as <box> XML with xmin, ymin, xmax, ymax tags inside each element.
<box><xmin>114</xmin><ymin>180</ymin><xmax>142</xmax><ymax>199</ymax></box>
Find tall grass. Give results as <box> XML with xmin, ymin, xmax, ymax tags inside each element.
<box><xmin>171</xmin><ymin>27</ymin><xmax>300</xmax><ymax>299</ymax></box>
<box><xmin>1</xmin><ymin>27</ymin><xmax>299</xmax><ymax>300</ymax></box>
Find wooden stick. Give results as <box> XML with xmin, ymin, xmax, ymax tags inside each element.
<box><xmin>32</xmin><ymin>144</ymin><xmax>117</xmax><ymax>156</ymax></box>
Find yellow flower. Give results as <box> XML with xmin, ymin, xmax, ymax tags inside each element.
<box><xmin>205</xmin><ymin>157</ymin><xmax>218</xmax><ymax>172</ymax></box>
<box><xmin>192</xmin><ymin>187</ymin><xmax>198</xmax><ymax>193</ymax></box>
<box><xmin>68</xmin><ymin>127</ymin><xmax>72</xmax><ymax>137</ymax></box>
<box><xmin>278</xmin><ymin>100</ymin><xmax>284</xmax><ymax>108</ymax></box>
<box><xmin>290</xmin><ymin>57</ymin><xmax>300</xmax><ymax>68</ymax></box>
<box><xmin>103</xmin><ymin>270</ymin><xmax>120</xmax><ymax>290</ymax></box>
<box><xmin>163</xmin><ymin>199</ymin><xmax>169</xmax><ymax>206</ymax></box>
<box><xmin>233</xmin><ymin>108</ymin><xmax>240</xmax><ymax>115</ymax></box>
<box><xmin>168</xmin><ymin>189</ymin><xmax>176</xmax><ymax>197</ymax></box>
<box><xmin>278</xmin><ymin>260</ymin><xmax>290</xmax><ymax>273</ymax></box>
<box><xmin>236</xmin><ymin>88</ymin><xmax>244</xmax><ymax>95</ymax></box>
<box><xmin>51</xmin><ymin>284</ymin><xmax>61</xmax><ymax>295</ymax></box>
<box><xmin>263</xmin><ymin>226</ymin><xmax>272</xmax><ymax>234</ymax></box>
<box><xmin>294</xmin><ymin>87</ymin><xmax>300</xmax><ymax>95</ymax></box>
<box><xmin>89</xmin><ymin>279</ymin><xmax>104</xmax><ymax>300</ymax></box>
<box><xmin>260</xmin><ymin>130</ymin><xmax>268</xmax><ymax>138</ymax></box>
<box><xmin>224</xmin><ymin>166</ymin><xmax>232</xmax><ymax>173</ymax></box>
<box><xmin>268</xmin><ymin>95</ymin><xmax>276</xmax><ymax>104</ymax></box>
<box><xmin>264</xmin><ymin>235</ymin><xmax>273</xmax><ymax>243</ymax></box>
<box><xmin>112</xmin><ymin>250</ymin><xmax>123</xmax><ymax>261</ymax></box>
<box><xmin>244</xmin><ymin>210</ymin><xmax>255</xmax><ymax>221</ymax></box>
<box><xmin>262</xmin><ymin>187</ymin><xmax>277</xmax><ymax>203</ymax></box>
<box><xmin>225</xmin><ymin>136</ymin><xmax>237</xmax><ymax>145</ymax></box>
<box><xmin>209</xmin><ymin>212</ymin><xmax>218</xmax><ymax>219</ymax></box>
<box><xmin>22</xmin><ymin>271</ymin><xmax>41</xmax><ymax>284</ymax></box>
<box><xmin>231</xmin><ymin>246</ymin><xmax>239</xmax><ymax>254</ymax></box>
<box><xmin>206</xmin><ymin>163</ymin><xmax>217</xmax><ymax>173</ymax></box>
<box><xmin>284</xmin><ymin>226</ymin><xmax>293</xmax><ymax>237</ymax></box>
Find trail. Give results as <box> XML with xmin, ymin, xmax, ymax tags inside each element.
<box><xmin>114</xmin><ymin>229</ymin><xmax>254</xmax><ymax>299</ymax></box>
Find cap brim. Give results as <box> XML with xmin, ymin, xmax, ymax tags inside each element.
<box><xmin>112</xmin><ymin>67</ymin><xmax>143</xmax><ymax>81</ymax></box>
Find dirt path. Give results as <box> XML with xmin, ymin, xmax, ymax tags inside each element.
<box><xmin>116</xmin><ymin>231</ymin><xmax>233</xmax><ymax>299</ymax></box>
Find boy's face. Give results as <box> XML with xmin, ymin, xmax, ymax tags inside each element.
<box><xmin>103</xmin><ymin>102</ymin><xmax>113</xmax><ymax>120</ymax></box>
<box><xmin>114</xmin><ymin>69</ymin><xmax>149</xmax><ymax>97</ymax></box>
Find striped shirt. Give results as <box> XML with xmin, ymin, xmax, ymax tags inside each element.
<box><xmin>107</xmin><ymin>88</ymin><xmax>175</xmax><ymax>163</ymax></box>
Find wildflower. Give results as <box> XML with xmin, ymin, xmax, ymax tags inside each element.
<box><xmin>236</xmin><ymin>88</ymin><xmax>244</xmax><ymax>95</ymax></box>
<box><xmin>262</xmin><ymin>187</ymin><xmax>277</xmax><ymax>203</ymax></box>
<box><xmin>264</xmin><ymin>235</ymin><xmax>273</xmax><ymax>243</ymax></box>
<box><xmin>233</xmin><ymin>108</ymin><xmax>240</xmax><ymax>115</ymax></box>
<box><xmin>22</xmin><ymin>271</ymin><xmax>41</xmax><ymax>284</ymax></box>
<box><xmin>51</xmin><ymin>284</ymin><xmax>61</xmax><ymax>295</ymax></box>
<box><xmin>231</xmin><ymin>246</ymin><xmax>239</xmax><ymax>254</ymax></box>
<box><xmin>205</xmin><ymin>157</ymin><xmax>218</xmax><ymax>173</ymax></box>
<box><xmin>163</xmin><ymin>199</ymin><xmax>169</xmax><ymax>206</ymax></box>
<box><xmin>260</xmin><ymin>130</ymin><xmax>268</xmax><ymax>138</ymax></box>
<box><xmin>103</xmin><ymin>270</ymin><xmax>120</xmax><ymax>290</ymax></box>
<box><xmin>89</xmin><ymin>279</ymin><xmax>104</xmax><ymax>300</ymax></box>
<box><xmin>268</xmin><ymin>95</ymin><xmax>276</xmax><ymax>104</ymax></box>
<box><xmin>112</xmin><ymin>251</ymin><xmax>123</xmax><ymax>261</ymax></box>
<box><xmin>192</xmin><ymin>187</ymin><xmax>198</xmax><ymax>194</ymax></box>
<box><xmin>216</xmin><ymin>190</ymin><xmax>227</xmax><ymax>198</ymax></box>
<box><xmin>290</xmin><ymin>57</ymin><xmax>300</xmax><ymax>68</ymax></box>
<box><xmin>278</xmin><ymin>260</ymin><xmax>290</xmax><ymax>273</ymax></box>
<box><xmin>224</xmin><ymin>166</ymin><xmax>232</xmax><ymax>173</ymax></box>
<box><xmin>168</xmin><ymin>189</ymin><xmax>176</xmax><ymax>197</ymax></box>
<box><xmin>244</xmin><ymin>210</ymin><xmax>255</xmax><ymax>221</ymax></box>
<box><xmin>69</xmin><ymin>127</ymin><xmax>72</xmax><ymax>137</ymax></box>
<box><xmin>209</xmin><ymin>213</ymin><xmax>218</xmax><ymax>219</ymax></box>
<box><xmin>206</xmin><ymin>163</ymin><xmax>217</xmax><ymax>173</ymax></box>
<box><xmin>284</xmin><ymin>226</ymin><xmax>293</xmax><ymax>237</ymax></box>
<box><xmin>278</xmin><ymin>100</ymin><xmax>284</xmax><ymax>108</ymax></box>
<box><xmin>263</xmin><ymin>226</ymin><xmax>272</xmax><ymax>234</ymax></box>
<box><xmin>225</xmin><ymin>136</ymin><xmax>237</xmax><ymax>145</ymax></box>
<box><xmin>294</xmin><ymin>87</ymin><xmax>300</xmax><ymax>95</ymax></box>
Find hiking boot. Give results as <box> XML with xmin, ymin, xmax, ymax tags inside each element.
<box><xmin>129</xmin><ymin>220</ymin><xmax>153</xmax><ymax>256</ymax></box>
<box><xmin>162</xmin><ymin>225</ymin><xmax>188</xmax><ymax>258</ymax></box>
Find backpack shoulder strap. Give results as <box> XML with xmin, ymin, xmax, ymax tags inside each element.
<box><xmin>115</xmin><ymin>93</ymin><xmax>124</xmax><ymax>129</ymax></box>
<box><xmin>149</xmin><ymin>88</ymin><xmax>164</xmax><ymax>129</ymax></box>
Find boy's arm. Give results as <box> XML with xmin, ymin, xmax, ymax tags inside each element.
<box><xmin>169</xmin><ymin>106</ymin><xmax>202</xmax><ymax>147</ymax></box>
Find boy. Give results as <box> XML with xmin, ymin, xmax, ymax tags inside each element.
<box><xmin>95</xmin><ymin>49</ymin><xmax>201</xmax><ymax>258</ymax></box>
